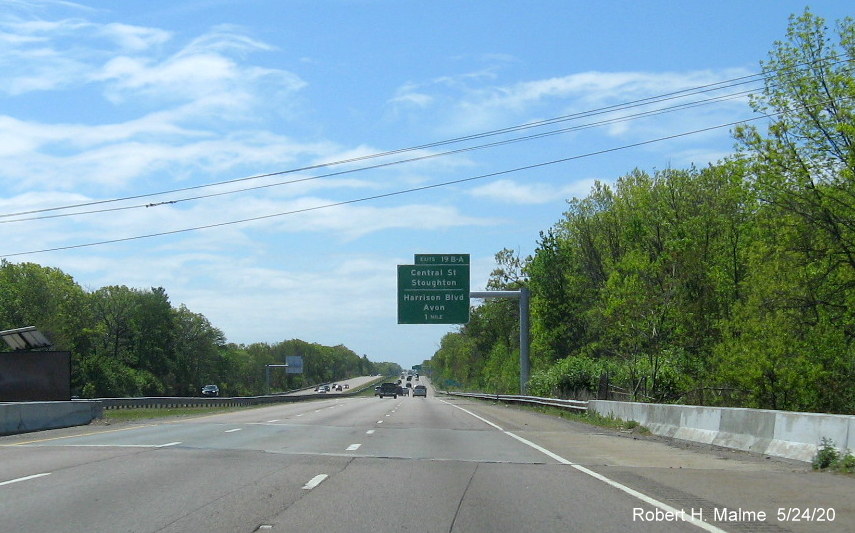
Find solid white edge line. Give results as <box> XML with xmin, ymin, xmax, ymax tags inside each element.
<box><xmin>0</xmin><ymin>473</ymin><xmax>51</xmax><ymax>487</ymax></box>
<box><xmin>439</xmin><ymin>399</ymin><xmax>727</xmax><ymax>533</ymax></box>
<box><xmin>302</xmin><ymin>474</ymin><xmax>328</xmax><ymax>490</ymax></box>
<box><xmin>156</xmin><ymin>441</ymin><xmax>182</xmax><ymax>448</ymax></box>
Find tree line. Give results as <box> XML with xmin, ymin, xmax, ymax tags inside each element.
<box><xmin>428</xmin><ymin>10</ymin><xmax>855</xmax><ymax>414</ymax></box>
<box><xmin>0</xmin><ymin>260</ymin><xmax>401</xmax><ymax>397</ymax></box>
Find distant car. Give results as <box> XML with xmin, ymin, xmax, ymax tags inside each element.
<box><xmin>201</xmin><ymin>384</ymin><xmax>219</xmax><ymax>397</ymax></box>
<box><xmin>400</xmin><ymin>386</ymin><xmax>409</xmax><ymax>396</ymax></box>
<box><xmin>335</xmin><ymin>384</ymin><xmax>343</xmax><ymax>391</ymax></box>
<box><xmin>406</xmin><ymin>382</ymin><xmax>412</xmax><ymax>388</ymax></box>
<box><xmin>413</xmin><ymin>385</ymin><xmax>427</xmax><ymax>397</ymax></box>
<box><xmin>344</xmin><ymin>384</ymin><xmax>350</xmax><ymax>389</ymax></box>
<box><xmin>378</xmin><ymin>382</ymin><xmax>398</xmax><ymax>399</ymax></box>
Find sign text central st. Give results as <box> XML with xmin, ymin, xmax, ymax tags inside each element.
<box><xmin>397</xmin><ymin>254</ymin><xmax>470</xmax><ymax>324</ymax></box>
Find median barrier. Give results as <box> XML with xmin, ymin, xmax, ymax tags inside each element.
<box><xmin>0</xmin><ymin>377</ymin><xmax>388</xmax><ymax>436</ymax></box>
<box><xmin>0</xmin><ymin>401</ymin><xmax>102</xmax><ymax>436</ymax></box>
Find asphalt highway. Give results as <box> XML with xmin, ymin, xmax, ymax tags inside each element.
<box><xmin>1</xmin><ymin>378</ymin><xmax>852</xmax><ymax>532</ymax></box>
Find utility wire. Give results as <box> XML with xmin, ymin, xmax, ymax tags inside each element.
<box><xmin>0</xmin><ymin>88</ymin><xmax>756</xmax><ymax>224</ymax></box>
<box><xmin>0</xmin><ymin>114</ymin><xmax>773</xmax><ymax>258</ymax></box>
<box><xmin>2</xmin><ymin>56</ymin><xmax>849</xmax><ymax>220</ymax></box>
<box><xmin>0</xmin><ymin>71</ymin><xmax>774</xmax><ymax>219</ymax></box>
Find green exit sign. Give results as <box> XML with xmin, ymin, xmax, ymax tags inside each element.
<box><xmin>414</xmin><ymin>254</ymin><xmax>469</xmax><ymax>265</ymax></box>
<box><xmin>397</xmin><ymin>254</ymin><xmax>470</xmax><ymax>324</ymax></box>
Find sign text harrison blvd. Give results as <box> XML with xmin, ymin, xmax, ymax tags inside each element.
<box><xmin>397</xmin><ymin>254</ymin><xmax>470</xmax><ymax>324</ymax></box>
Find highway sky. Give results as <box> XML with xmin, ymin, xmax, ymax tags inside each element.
<box><xmin>1</xmin><ymin>1</ymin><xmax>852</xmax><ymax>369</ymax></box>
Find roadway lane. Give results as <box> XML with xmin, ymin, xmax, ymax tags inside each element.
<box><xmin>284</xmin><ymin>374</ymin><xmax>380</xmax><ymax>396</ymax></box>
<box><xmin>1</xmin><ymin>380</ymin><xmax>852</xmax><ymax>532</ymax></box>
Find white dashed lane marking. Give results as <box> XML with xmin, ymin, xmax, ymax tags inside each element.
<box><xmin>302</xmin><ymin>474</ymin><xmax>328</xmax><ymax>490</ymax></box>
<box><xmin>0</xmin><ymin>473</ymin><xmax>51</xmax><ymax>487</ymax></box>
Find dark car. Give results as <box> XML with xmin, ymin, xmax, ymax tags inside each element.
<box><xmin>201</xmin><ymin>384</ymin><xmax>219</xmax><ymax>397</ymax></box>
<box><xmin>377</xmin><ymin>382</ymin><xmax>399</xmax><ymax>398</ymax></box>
<box><xmin>413</xmin><ymin>385</ymin><xmax>427</xmax><ymax>397</ymax></box>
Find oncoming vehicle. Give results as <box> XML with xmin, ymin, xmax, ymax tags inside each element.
<box><xmin>413</xmin><ymin>385</ymin><xmax>427</xmax><ymax>397</ymax></box>
<box><xmin>377</xmin><ymin>382</ymin><xmax>399</xmax><ymax>399</ymax></box>
<box><xmin>201</xmin><ymin>384</ymin><xmax>219</xmax><ymax>397</ymax></box>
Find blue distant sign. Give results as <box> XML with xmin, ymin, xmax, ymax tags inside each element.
<box><xmin>285</xmin><ymin>355</ymin><xmax>303</xmax><ymax>374</ymax></box>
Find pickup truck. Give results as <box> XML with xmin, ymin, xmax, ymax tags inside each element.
<box><xmin>377</xmin><ymin>382</ymin><xmax>399</xmax><ymax>399</ymax></box>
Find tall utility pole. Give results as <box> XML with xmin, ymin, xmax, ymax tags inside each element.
<box><xmin>469</xmin><ymin>288</ymin><xmax>530</xmax><ymax>394</ymax></box>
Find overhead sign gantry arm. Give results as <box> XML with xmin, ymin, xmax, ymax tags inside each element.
<box><xmin>469</xmin><ymin>289</ymin><xmax>530</xmax><ymax>394</ymax></box>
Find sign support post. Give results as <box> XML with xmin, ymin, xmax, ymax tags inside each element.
<box><xmin>469</xmin><ymin>289</ymin><xmax>530</xmax><ymax>394</ymax></box>
<box><xmin>265</xmin><ymin>364</ymin><xmax>288</xmax><ymax>395</ymax></box>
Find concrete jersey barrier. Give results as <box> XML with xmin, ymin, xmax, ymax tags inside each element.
<box><xmin>588</xmin><ymin>400</ymin><xmax>855</xmax><ymax>463</ymax></box>
<box><xmin>0</xmin><ymin>401</ymin><xmax>103</xmax><ymax>436</ymax></box>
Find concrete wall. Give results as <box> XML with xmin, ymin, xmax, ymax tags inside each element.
<box><xmin>0</xmin><ymin>401</ymin><xmax>103</xmax><ymax>436</ymax></box>
<box><xmin>589</xmin><ymin>400</ymin><xmax>855</xmax><ymax>463</ymax></box>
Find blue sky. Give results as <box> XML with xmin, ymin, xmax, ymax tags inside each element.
<box><xmin>1</xmin><ymin>1</ymin><xmax>852</xmax><ymax>370</ymax></box>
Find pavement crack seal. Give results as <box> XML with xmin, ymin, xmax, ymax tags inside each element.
<box><xmin>448</xmin><ymin>463</ymin><xmax>479</xmax><ymax>533</ymax></box>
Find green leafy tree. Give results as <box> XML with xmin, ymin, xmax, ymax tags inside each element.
<box><xmin>723</xmin><ymin>9</ymin><xmax>855</xmax><ymax>412</ymax></box>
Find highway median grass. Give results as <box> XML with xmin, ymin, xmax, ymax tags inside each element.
<box><xmin>101</xmin><ymin>405</ymin><xmax>256</xmax><ymax>423</ymax></box>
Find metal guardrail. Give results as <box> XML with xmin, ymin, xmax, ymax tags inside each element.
<box><xmin>442</xmin><ymin>391</ymin><xmax>588</xmax><ymax>412</ymax></box>
<box><xmin>89</xmin><ymin>378</ymin><xmax>385</xmax><ymax>410</ymax></box>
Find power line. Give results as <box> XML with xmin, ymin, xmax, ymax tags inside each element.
<box><xmin>3</xmin><ymin>56</ymin><xmax>849</xmax><ymax>221</ymax></box>
<box><xmin>0</xmin><ymin>87</ymin><xmax>756</xmax><ymax>224</ymax></box>
<box><xmin>0</xmin><ymin>71</ymin><xmax>770</xmax><ymax>220</ymax></box>
<box><xmin>0</xmin><ymin>114</ymin><xmax>772</xmax><ymax>258</ymax></box>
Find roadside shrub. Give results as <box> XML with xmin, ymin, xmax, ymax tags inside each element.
<box><xmin>811</xmin><ymin>437</ymin><xmax>854</xmax><ymax>473</ymax></box>
<box><xmin>812</xmin><ymin>437</ymin><xmax>839</xmax><ymax>470</ymax></box>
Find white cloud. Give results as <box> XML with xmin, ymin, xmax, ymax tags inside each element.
<box><xmin>98</xmin><ymin>22</ymin><xmax>171</xmax><ymax>51</ymax></box>
<box><xmin>469</xmin><ymin>178</ymin><xmax>597</xmax><ymax>205</ymax></box>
